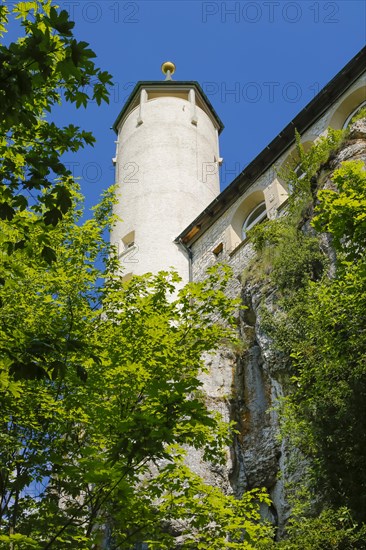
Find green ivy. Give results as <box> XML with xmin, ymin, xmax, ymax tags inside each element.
<box><xmin>276</xmin><ymin>129</ymin><xmax>345</xmax><ymax>204</ymax></box>
<box><xmin>248</xmin><ymin>218</ymin><xmax>325</xmax><ymax>292</ymax></box>
<box><xmin>0</xmin><ymin>0</ymin><xmax>113</xmax><ymax>263</ymax></box>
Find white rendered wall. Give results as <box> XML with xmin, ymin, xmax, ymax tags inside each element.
<box><xmin>111</xmin><ymin>94</ymin><xmax>221</xmax><ymax>283</ymax></box>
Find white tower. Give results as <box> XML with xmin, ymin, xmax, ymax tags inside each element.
<box><xmin>111</xmin><ymin>62</ymin><xmax>224</xmax><ymax>284</ymax></box>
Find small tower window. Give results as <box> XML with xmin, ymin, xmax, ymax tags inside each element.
<box><xmin>242</xmin><ymin>202</ymin><xmax>267</xmax><ymax>240</ymax></box>
<box><xmin>119</xmin><ymin>230</ymin><xmax>137</xmax><ymax>260</ymax></box>
<box><xmin>212</xmin><ymin>242</ymin><xmax>223</xmax><ymax>256</ymax></box>
<box><xmin>122</xmin><ymin>230</ymin><xmax>135</xmax><ymax>250</ymax></box>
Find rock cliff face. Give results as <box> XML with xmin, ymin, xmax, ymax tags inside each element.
<box><xmin>228</xmin><ymin>282</ymin><xmax>289</xmax><ymax>536</ymax></box>
<box><xmin>223</xmin><ymin>118</ymin><xmax>366</xmax><ymax>536</ymax></box>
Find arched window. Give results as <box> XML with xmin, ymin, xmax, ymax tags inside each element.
<box><xmin>342</xmin><ymin>100</ymin><xmax>366</xmax><ymax>129</ymax></box>
<box><xmin>242</xmin><ymin>202</ymin><xmax>267</xmax><ymax>239</ymax></box>
<box><xmin>328</xmin><ymin>87</ymin><xmax>365</xmax><ymax>130</ymax></box>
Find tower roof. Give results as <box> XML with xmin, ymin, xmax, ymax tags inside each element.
<box><xmin>112</xmin><ymin>80</ymin><xmax>224</xmax><ymax>134</ymax></box>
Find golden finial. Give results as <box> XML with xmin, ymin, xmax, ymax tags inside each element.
<box><xmin>161</xmin><ymin>61</ymin><xmax>176</xmax><ymax>80</ymax></box>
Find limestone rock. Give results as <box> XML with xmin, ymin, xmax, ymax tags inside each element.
<box><xmin>348</xmin><ymin>117</ymin><xmax>366</xmax><ymax>140</ymax></box>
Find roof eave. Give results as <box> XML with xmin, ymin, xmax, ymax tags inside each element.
<box><xmin>112</xmin><ymin>80</ymin><xmax>224</xmax><ymax>133</ymax></box>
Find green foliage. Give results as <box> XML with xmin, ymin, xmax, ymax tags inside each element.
<box><xmin>312</xmin><ymin>160</ymin><xmax>366</xmax><ymax>262</ymax></box>
<box><xmin>110</xmin><ymin>450</ymin><xmax>273</xmax><ymax>549</ymax></box>
<box><xmin>277</xmin><ymin>128</ymin><xmax>345</xmax><ymax>208</ymax></box>
<box><xmin>281</xmin><ymin>259</ymin><xmax>366</xmax><ymax>518</ymax></box>
<box><xmin>0</xmin><ymin>0</ymin><xmax>112</xmax><ymax>260</ymax></box>
<box><xmin>350</xmin><ymin>105</ymin><xmax>366</xmax><ymax>124</ymax></box>
<box><xmin>265</xmin><ymin>508</ymin><xmax>366</xmax><ymax>549</ymax></box>
<box><xmin>249</xmin><ymin>217</ymin><xmax>325</xmax><ymax>292</ymax></box>
<box><xmin>245</xmin><ymin>129</ymin><xmax>344</xmax><ymax>290</ymax></box>
<box><xmin>0</xmin><ymin>4</ymin><xmax>273</xmax><ymax>544</ymax></box>
<box><xmin>245</xmin><ymin>123</ymin><xmax>366</xmax><ymax>539</ymax></box>
<box><xmin>0</xmin><ymin>180</ymin><xmax>272</xmax><ymax>546</ymax></box>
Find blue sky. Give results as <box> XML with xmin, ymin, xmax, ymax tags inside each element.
<box><xmin>9</xmin><ymin>1</ymin><xmax>366</xmax><ymax>214</ymax></box>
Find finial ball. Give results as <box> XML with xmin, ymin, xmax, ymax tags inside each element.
<box><xmin>161</xmin><ymin>61</ymin><xmax>176</xmax><ymax>76</ymax></box>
